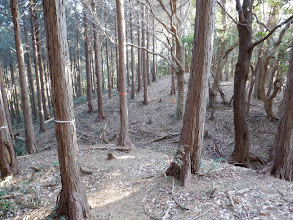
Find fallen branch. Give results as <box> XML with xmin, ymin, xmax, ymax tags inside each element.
<box><xmin>152</xmin><ymin>133</ymin><xmax>180</xmax><ymax>142</ymax></box>
<box><xmin>89</xmin><ymin>145</ymin><xmax>131</xmax><ymax>152</ymax></box>
<box><xmin>173</xmin><ymin>197</ymin><xmax>189</xmax><ymax>210</ymax></box>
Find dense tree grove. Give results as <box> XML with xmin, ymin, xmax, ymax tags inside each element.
<box><xmin>0</xmin><ymin>0</ymin><xmax>293</xmax><ymax>218</ymax></box>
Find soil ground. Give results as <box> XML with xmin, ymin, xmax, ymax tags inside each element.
<box><xmin>1</xmin><ymin>74</ymin><xmax>293</xmax><ymax>220</ymax></box>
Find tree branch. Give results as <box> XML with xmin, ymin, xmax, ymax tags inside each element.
<box><xmin>250</xmin><ymin>15</ymin><xmax>293</xmax><ymax>50</ymax></box>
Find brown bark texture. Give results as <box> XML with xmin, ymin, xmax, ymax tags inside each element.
<box><xmin>11</xmin><ymin>0</ymin><xmax>37</xmax><ymax>154</ymax></box>
<box><xmin>0</xmin><ymin>66</ymin><xmax>17</xmax><ymax>179</ymax></box>
<box><xmin>92</xmin><ymin>1</ymin><xmax>105</xmax><ymax>121</ymax></box>
<box><xmin>43</xmin><ymin>0</ymin><xmax>90</xmax><ymax>218</ymax></box>
<box><xmin>232</xmin><ymin>0</ymin><xmax>253</xmax><ymax>165</ymax></box>
<box><xmin>166</xmin><ymin>0</ymin><xmax>216</xmax><ymax>186</ymax></box>
<box><xmin>264</xmin><ymin>42</ymin><xmax>293</xmax><ymax>181</ymax></box>
<box><xmin>29</xmin><ymin>0</ymin><xmax>45</xmax><ymax>133</ymax></box>
<box><xmin>83</xmin><ymin>2</ymin><xmax>93</xmax><ymax>113</ymax></box>
<box><xmin>116</xmin><ymin>0</ymin><xmax>133</xmax><ymax>147</ymax></box>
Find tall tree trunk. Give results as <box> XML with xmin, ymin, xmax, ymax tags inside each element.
<box><xmin>166</xmin><ymin>0</ymin><xmax>216</xmax><ymax>186</ymax></box>
<box><xmin>126</xmin><ymin>29</ymin><xmax>130</xmax><ymax>86</ymax></box>
<box><xmin>263</xmin><ymin>41</ymin><xmax>293</xmax><ymax>181</ymax></box>
<box><xmin>9</xmin><ymin>59</ymin><xmax>21</xmax><ymax>123</ymax></box>
<box><xmin>76</xmin><ymin>30</ymin><xmax>82</xmax><ymax>97</ymax></box>
<box><xmin>83</xmin><ymin>2</ymin><xmax>93</xmax><ymax>113</ymax></box>
<box><xmin>11</xmin><ymin>0</ymin><xmax>37</xmax><ymax>154</ymax></box>
<box><xmin>29</xmin><ymin>0</ymin><xmax>45</xmax><ymax>133</ymax></box>
<box><xmin>232</xmin><ymin>0</ymin><xmax>253</xmax><ymax>165</ymax></box>
<box><xmin>43</xmin><ymin>0</ymin><xmax>90</xmax><ymax>218</ymax></box>
<box><xmin>23</xmin><ymin>17</ymin><xmax>37</xmax><ymax>121</ymax></box>
<box><xmin>141</xmin><ymin>4</ymin><xmax>150</xmax><ymax>105</ymax></box>
<box><xmin>0</xmin><ymin>64</ymin><xmax>15</xmax><ymax>149</ymax></box>
<box><xmin>137</xmin><ymin>12</ymin><xmax>142</xmax><ymax>93</ymax></box>
<box><xmin>116</xmin><ymin>0</ymin><xmax>133</xmax><ymax>147</ymax></box>
<box><xmin>130</xmin><ymin>5</ymin><xmax>135</xmax><ymax>99</ymax></box>
<box><xmin>101</xmin><ymin>46</ymin><xmax>105</xmax><ymax>90</ymax></box>
<box><xmin>36</xmin><ymin>21</ymin><xmax>50</xmax><ymax>120</ymax></box>
<box><xmin>0</xmin><ymin>81</ymin><xmax>17</xmax><ymax>179</ymax></box>
<box><xmin>175</xmin><ymin>40</ymin><xmax>185</xmax><ymax>120</ymax></box>
<box><xmin>152</xmin><ymin>16</ymin><xmax>157</xmax><ymax>82</ymax></box>
<box><xmin>105</xmin><ymin>39</ymin><xmax>112</xmax><ymax>98</ymax></box>
<box><xmin>146</xmin><ymin>13</ymin><xmax>151</xmax><ymax>86</ymax></box>
<box><xmin>92</xmin><ymin>0</ymin><xmax>106</xmax><ymax>121</ymax></box>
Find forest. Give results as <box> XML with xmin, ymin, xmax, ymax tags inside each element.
<box><xmin>0</xmin><ymin>0</ymin><xmax>293</xmax><ymax>219</ymax></box>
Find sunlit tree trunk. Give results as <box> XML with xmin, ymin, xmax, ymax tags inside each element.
<box><xmin>141</xmin><ymin>4</ymin><xmax>150</xmax><ymax>105</ymax></box>
<box><xmin>166</xmin><ymin>0</ymin><xmax>216</xmax><ymax>186</ymax></box>
<box><xmin>11</xmin><ymin>0</ymin><xmax>37</xmax><ymax>154</ymax></box>
<box><xmin>116</xmin><ymin>0</ymin><xmax>133</xmax><ymax>147</ymax></box>
<box><xmin>43</xmin><ymin>0</ymin><xmax>90</xmax><ymax>218</ymax></box>
<box><xmin>92</xmin><ymin>0</ymin><xmax>106</xmax><ymax>121</ymax></box>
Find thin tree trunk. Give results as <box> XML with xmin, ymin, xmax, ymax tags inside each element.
<box><xmin>76</xmin><ymin>30</ymin><xmax>82</xmax><ymax>97</ymax></box>
<box><xmin>130</xmin><ymin>4</ymin><xmax>135</xmax><ymax>99</ymax></box>
<box><xmin>9</xmin><ymin>60</ymin><xmax>21</xmax><ymax>123</ymax></box>
<box><xmin>137</xmin><ymin>12</ymin><xmax>142</xmax><ymax>93</ymax></box>
<box><xmin>29</xmin><ymin>0</ymin><xmax>45</xmax><ymax>133</ymax></box>
<box><xmin>23</xmin><ymin>17</ymin><xmax>37</xmax><ymax>121</ymax></box>
<box><xmin>101</xmin><ymin>46</ymin><xmax>105</xmax><ymax>90</ymax></box>
<box><xmin>152</xmin><ymin>16</ymin><xmax>157</xmax><ymax>82</ymax></box>
<box><xmin>105</xmin><ymin>39</ymin><xmax>112</xmax><ymax>98</ymax></box>
<box><xmin>232</xmin><ymin>0</ymin><xmax>253</xmax><ymax>165</ymax></box>
<box><xmin>141</xmin><ymin>4</ymin><xmax>150</xmax><ymax>105</ymax></box>
<box><xmin>11</xmin><ymin>0</ymin><xmax>37</xmax><ymax>154</ymax></box>
<box><xmin>116</xmin><ymin>0</ymin><xmax>133</xmax><ymax>147</ymax></box>
<box><xmin>83</xmin><ymin>2</ymin><xmax>93</xmax><ymax>113</ymax></box>
<box><xmin>92</xmin><ymin>0</ymin><xmax>106</xmax><ymax>121</ymax></box>
<box><xmin>43</xmin><ymin>0</ymin><xmax>90</xmax><ymax>218</ymax></box>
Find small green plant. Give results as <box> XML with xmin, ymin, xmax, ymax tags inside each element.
<box><xmin>0</xmin><ymin>201</ymin><xmax>12</xmax><ymax>217</ymax></box>
<box><xmin>53</xmin><ymin>161</ymin><xmax>59</xmax><ymax>168</ymax></box>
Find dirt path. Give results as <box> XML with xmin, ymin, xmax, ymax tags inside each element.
<box><xmin>1</xmin><ymin>74</ymin><xmax>292</xmax><ymax>219</ymax></box>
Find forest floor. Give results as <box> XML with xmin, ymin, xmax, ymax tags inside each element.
<box><xmin>1</xmin><ymin>74</ymin><xmax>293</xmax><ymax>220</ymax></box>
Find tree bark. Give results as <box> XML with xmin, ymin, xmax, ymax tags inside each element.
<box><xmin>83</xmin><ymin>1</ymin><xmax>93</xmax><ymax>113</ymax></box>
<box><xmin>152</xmin><ymin>16</ymin><xmax>157</xmax><ymax>82</ymax></box>
<box><xmin>0</xmin><ymin>64</ymin><xmax>15</xmax><ymax>153</ymax></box>
<box><xmin>9</xmin><ymin>59</ymin><xmax>21</xmax><ymax>123</ymax></box>
<box><xmin>76</xmin><ymin>30</ymin><xmax>82</xmax><ymax>97</ymax></box>
<box><xmin>0</xmin><ymin>82</ymin><xmax>17</xmax><ymax>179</ymax></box>
<box><xmin>141</xmin><ymin>4</ymin><xmax>150</xmax><ymax>105</ymax></box>
<box><xmin>29</xmin><ymin>0</ymin><xmax>45</xmax><ymax>133</ymax></box>
<box><xmin>36</xmin><ymin>21</ymin><xmax>50</xmax><ymax>120</ymax></box>
<box><xmin>116</xmin><ymin>0</ymin><xmax>133</xmax><ymax>147</ymax></box>
<box><xmin>231</xmin><ymin>0</ymin><xmax>254</xmax><ymax>166</ymax></box>
<box><xmin>137</xmin><ymin>11</ymin><xmax>142</xmax><ymax>93</ymax></box>
<box><xmin>92</xmin><ymin>0</ymin><xmax>106</xmax><ymax>121</ymax></box>
<box><xmin>43</xmin><ymin>0</ymin><xmax>90</xmax><ymax>218</ymax></box>
<box><xmin>23</xmin><ymin>17</ymin><xmax>37</xmax><ymax>121</ymax></box>
<box><xmin>166</xmin><ymin>0</ymin><xmax>216</xmax><ymax>186</ymax></box>
<box><xmin>264</xmin><ymin>42</ymin><xmax>293</xmax><ymax>181</ymax></box>
<box><xmin>11</xmin><ymin>0</ymin><xmax>37</xmax><ymax>154</ymax></box>
<box><xmin>129</xmin><ymin>4</ymin><xmax>135</xmax><ymax>99</ymax></box>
